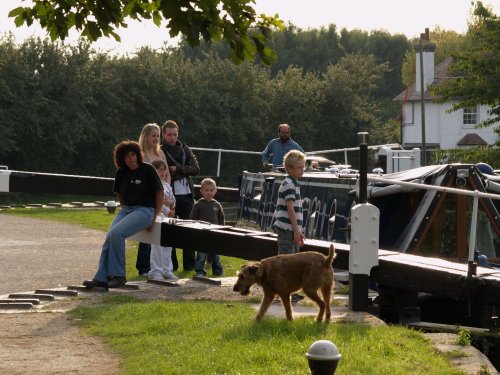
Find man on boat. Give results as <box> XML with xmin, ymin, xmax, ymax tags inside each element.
<box><xmin>262</xmin><ymin>124</ymin><xmax>304</xmax><ymax>168</ymax></box>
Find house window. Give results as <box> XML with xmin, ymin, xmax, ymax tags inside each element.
<box><xmin>463</xmin><ymin>107</ymin><xmax>478</xmax><ymax>126</ymax></box>
<box><xmin>403</xmin><ymin>102</ymin><xmax>414</xmax><ymax>125</ymax></box>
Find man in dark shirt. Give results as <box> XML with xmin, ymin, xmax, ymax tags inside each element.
<box><xmin>161</xmin><ymin>120</ymin><xmax>200</xmax><ymax>271</ymax></box>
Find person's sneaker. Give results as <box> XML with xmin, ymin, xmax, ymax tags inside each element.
<box><xmin>163</xmin><ymin>272</ymin><xmax>179</xmax><ymax>281</ymax></box>
<box><xmin>83</xmin><ymin>279</ymin><xmax>108</xmax><ymax>289</ymax></box>
<box><xmin>107</xmin><ymin>276</ymin><xmax>127</xmax><ymax>288</ymax></box>
<box><xmin>149</xmin><ymin>274</ymin><xmax>164</xmax><ymax>281</ymax></box>
<box><xmin>195</xmin><ymin>273</ymin><xmax>206</xmax><ymax>278</ymax></box>
<box><xmin>291</xmin><ymin>293</ymin><xmax>304</xmax><ymax>303</ymax></box>
<box><xmin>212</xmin><ymin>272</ymin><xmax>224</xmax><ymax>277</ymax></box>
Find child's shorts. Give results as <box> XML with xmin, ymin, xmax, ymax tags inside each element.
<box><xmin>274</xmin><ymin>227</ymin><xmax>299</xmax><ymax>255</ymax></box>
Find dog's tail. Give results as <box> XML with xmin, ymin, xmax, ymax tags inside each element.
<box><xmin>324</xmin><ymin>244</ymin><xmax>336</xmax><ymax>266</ymax></box>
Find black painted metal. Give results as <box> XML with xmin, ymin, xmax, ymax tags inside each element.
<box><xmin>159</xmin><ymin>220</ymin><xmax>350</xmax><ymax>264</ymax></box>
<box><xmin>9</xmin><ymin>171</ymin><xmax>114</xmax><ymax>195</ymax></box>
<box><xmin>349</xmin><ymin>273</ymin><xmax>369</xmax><ymax>311</ymax></box>
<box><xmin>5</xmin><ymin>170</ymin><xmax>239</xmax><ymax>201</ymax></box>
<box><xmin>359</xmin><ymin>144</ymin><xmax>368</xmax><ymax>203</ymax></box>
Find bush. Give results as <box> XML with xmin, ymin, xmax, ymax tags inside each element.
<box><xmin>431</xmin><ymin>147</ymin><xmax>499</xmax><ymax>168</ymax></box>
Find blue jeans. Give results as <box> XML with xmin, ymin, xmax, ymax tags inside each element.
<box><xmin>94</xmin><ymin>206</ymin><xmax>154</xmax><ymax>282</ymax></box>
<box><xmin>195</xmin><ymin>252</ymin><xmax>223</xmax><ymax>276</ymax></box>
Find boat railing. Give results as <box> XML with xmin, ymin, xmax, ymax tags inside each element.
<box><xmin>306</xmin><ymin>143</ymin><xmax>402</xmax><ymax>165</ymax></box>
<box><xmin>368</xmin><ymin>175</ymin><xmax>500</xmax><ymax>274</ymax></box>
<box><xmin>191</xmin><ymin>143</ymin><xmax>405</xmax><ymax>178</ymax></box>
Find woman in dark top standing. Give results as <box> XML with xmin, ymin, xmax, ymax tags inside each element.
<box><xmin>84</xmin><ymin>140</ymin><xmax>164</xmax><ymax>289</ymax></box>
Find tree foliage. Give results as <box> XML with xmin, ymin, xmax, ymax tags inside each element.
<box><xmin>431</xmin><ymin>146</ymin><xmax>499</xmax><ymax>166</ymax></box>
<box><xmin>431</xmin><ymin>1</ymin><xmax>500</xmax><ymax>131</ymax></box>
<box><xmin>8</xmin><ymin>0</ymin><xmax>284</xmax><ymax>65</ymax></box>
<box><xmin>340</xmin><ymin>29</ymin><xmax>410</xmax><ymax>97</ymax></box>
<box><xmin>0</xmin><ymin>35</ymin><xmax>393</xmax><ymax>181</ymax></box>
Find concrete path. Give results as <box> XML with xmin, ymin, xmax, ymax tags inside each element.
<box><xmin>0</xmin><ymin>214</ymin><xmax>104</xmax><ymax>295</ymax></box>
<box><xmin>0</xmin><ymin>214</ymin><xmax>120</xmax><ymax>375</ymax></box>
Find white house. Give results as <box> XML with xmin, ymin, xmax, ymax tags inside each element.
<box><xmin>394</xmin><ymin>42</ymin><xmax>499</xmax><ymax>150</ymax></box>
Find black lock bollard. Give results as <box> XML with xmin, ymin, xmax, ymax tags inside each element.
<box><xmin>105</xmin><ymin>200</ymin><xmax>117</xmax><ymax>214</ymax></box>
<box><xmin>305</xmin><ymin>340</ymin><xmax>341</xmax><ymax>375</ymax></box>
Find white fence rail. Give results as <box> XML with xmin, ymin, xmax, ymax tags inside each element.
<box><xmin>191</xmin><ymin>144</ymin><xmax>407</xmax><ymax>177</ymax></box>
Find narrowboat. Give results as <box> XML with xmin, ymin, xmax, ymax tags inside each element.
<box><xmin>237</xmin><ymin>148</ymin><xmax>500</xmax><ymax>267</ymax></box>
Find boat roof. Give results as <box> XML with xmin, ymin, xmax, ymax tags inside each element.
<box><xmin>367</xmin><ymin>164</ymin><xmax>500</xmax><ymax>197</ymax></box>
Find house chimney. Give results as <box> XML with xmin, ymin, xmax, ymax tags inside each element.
<box><xmin>415</xmin><ymin>29</ymin><xmax>436</xmax><ymax>93</ymax></box>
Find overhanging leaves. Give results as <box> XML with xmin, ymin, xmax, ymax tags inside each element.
<box><xmin>8</xmin><ymin>0</ymin><xmax>283</xmax><ymax>65</ymax></box>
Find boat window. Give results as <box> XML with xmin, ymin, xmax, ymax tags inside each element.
<box><xmin>473</xmin><ymin>211</ymin><xmax>499</xmax><ymax>259</ymax></box>
<box><xmin>415</xmin><ymin>194</ymin><xmax>499</xmax><ymax>260</ymax></box>
<box><xmin>415</xmin><ymin>194</ymin><xmax>457</xmax><ymax>258</ymax></box>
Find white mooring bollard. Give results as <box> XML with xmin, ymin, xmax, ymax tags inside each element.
<box><xmin>349</xmin><ymin>203</ymin><xmax>379</xmax><ymax>311</ymax></box>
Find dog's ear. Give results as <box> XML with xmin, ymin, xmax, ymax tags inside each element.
<box><xmin>248</xmin><ymin>264</ymin><xmax>260</xmax><ymax>275</ymax></box>
<box><xmin>255</xmin><ymin>263</ymin><xmax>265</xmax><ymax>280</ymax></box>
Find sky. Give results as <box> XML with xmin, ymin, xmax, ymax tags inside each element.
<box><xmin>0</xmin><ymin>0</ymin><xmax>498</xmax><ymax>55</ymax></box>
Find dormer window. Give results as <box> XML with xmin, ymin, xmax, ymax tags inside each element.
<box><xmin>463</xmin><ymin>106</ymin><xmax>478</xmax><ymax>127</ymax></box>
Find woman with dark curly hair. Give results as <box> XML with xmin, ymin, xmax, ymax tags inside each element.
<box><xmin>83</xmin><ymin>140</ymin><xmax>164</xmax><ymax>289</ymax></box>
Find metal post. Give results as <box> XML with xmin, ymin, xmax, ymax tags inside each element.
<box><xmin>467</xmin><ymin>191</ymin><xmax>479</xmax><ymax>278</ymax></box>
<box><xmin>358</xmin><ymin>132</ymin><xmax>368</xmax><ymax>203</ymax></box>
<box><xmin>419</xmin><ymin>36</ymin><xmax>427</xmax><ymax>166</ymax></box>
<box><xmin>217</xmin><ymin>149</ymin><xmax>222</xmax><ymax>178</ymax></box>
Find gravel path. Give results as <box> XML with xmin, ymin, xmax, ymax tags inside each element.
<box><xmin>0</xmin><ymin>214</ymin><xmax>104</xmax><ymax>295</ymax></box>
<box><xmin>0</xmin><ymin>214</ymin><xmax>120</xmax><ymax>375</ymax></box>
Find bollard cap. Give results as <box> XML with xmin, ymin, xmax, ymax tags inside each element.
<box><xmin>105</xmin><ymin>201</ymin><xmax>117</xmax><ymax>207</ymax></box>
<box><xmin>306</xmin><ymin>340</ymin><xmax>341</xmax><ymax>361</ymax></box>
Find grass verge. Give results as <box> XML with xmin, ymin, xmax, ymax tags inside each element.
<box><xmin>73</xmin><ymin>295</ymin><xmax>461</xmax><ymax>375</ymax></box>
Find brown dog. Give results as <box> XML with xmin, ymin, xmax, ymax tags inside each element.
<box><xmin>233</xmin><ymin>245</ymin><xmax>336</xmax><ymax>322</ymax></box>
